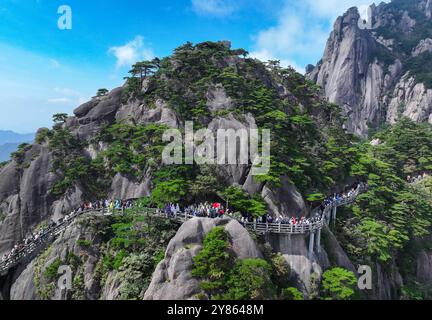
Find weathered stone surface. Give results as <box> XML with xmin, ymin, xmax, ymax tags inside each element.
<box><xmin>116</xmin><ymin>98</ymin><xmax>180</xmax><ymax>129</ymax></box>
<box><xmin>100</xmin><ymin>271</ymin><xmax>121</xmax><ymax>300</ymax></box>
<box><xmin>73</xmin><ymin>100</ymin><xmax>98</xmax><ymax>118</ymax></box>
<box><xmin>265</xmin><ymin>233</ymin><xmax>322</xmax><ymax>294</ymax></box>
<box><xmin>308</xmin><ymin>3</ymin><xmax>432</xmax><ymax>136</ymax></box>
<box><xmin>10</xmin><ymin>264</ymin><xmax>36</xmax><ymax>300</ymax></box>
<box><xmin>51</xmin><ymin>185</ymin><xmax>86</xmax><ymax>222</ymax></box>
<box><xmin>386</xmin><ymin>74</ymin><xmax>432</xmax><ymax>124</ymax></box>
<box><xmin>261</xmin><ymin>176</ymin><xmax>306</xmax><ymax>218</ymax></box>
<box><xmin>144</xmin><ymin>245</ymin><xmax>202</xmax><ymax>300</ymax></box>
<box><xmin>206</xmin><ymin>84</ymin><xmax>233</xmax><ymax>112</ymax></box>
<box><xmin>415</xmin><ymin>250</ymin><xmax>432</xmax><ymax>284</ymax></box>
<box><xmin>307</xmin><ymin>7</ymin><xmax>380</xmax><ymax>137</ymax></box>
<box><xmin>321</xmin><ymin>225</ymin><xmax>356</xmax><ymax>273</ymax></box>
<box><xmin>10</xmin><ymin>214</ymin><xmax>110</xmax><ymax>300</ymax></box>
<box><xmin>79</xmin><ymin>87</ymin><xmax>122</xmax><ymax>124</ymax></box>
<box><xmin>412</xmin><ymin>38</ymin><xmax>432</xmax><ymax>56</ymax></box>
<box><xmin>374</xmin><ymin>261</ymin><xmax>403</xmax><ymax>300</ymax></box>
<box><xmin>0</xmin><ymin>144</ymin><xmax>57</xmax><ymax>256</ymax></box>
<box><xmin>144</xmin><ymin>218</ymin><xmax>261</xmax><ymax>300</ymax></box>
<box><xmin>414</xmin><ymin>235</ymin><xmax>432</xmax><ymax>285</ymax></box>
<box><xmin>109</xmin><ymin>173</ymin><xmax>152</xmax><ymax>200</ymax></box>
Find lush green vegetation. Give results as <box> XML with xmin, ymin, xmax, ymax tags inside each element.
<box><xmin>223</xmin><ymin>258</ymin><xmax>276</xmax><ymax>300</ymax></box>
<box><xmin>96</xmin><ymin>88</ymin><xmax>109</xmax><ymax>97</ymax></box>
<box><xmin>320</xmin><ymin>267</ymin><xmax>358</xmax><ymax>300</ymax></box>
<box><xmin>76</xmin><ymin>239</ymin><xmax>92</xmax><ymax>247</ymax></box>
<box><xmin>96</xmin><ymin>122</ymin><xmax>170</xmax><ymax>176</ymax></box>
<box><xmin>372</xmin><ymin>118</ymin><xmax>432</xmax><ymax>177</ymax></box>
<box><xmin>373</xmin><ymin>0</ymin><xmax>432</xmax><ymax>88</ymax></box>
<box><xmin>48</xmin><ymin>127</ymin><xmax>109</xmax><ymax>198</ymax></box>
<box><xmin>34</xmin><ymin>246</ymin><xmax>84</xmax><ymax>300</ymax></box>
<box><xmin>43</xmin><ymin>258</ymin><xmax>63</xmax><ymax>281</ymax></box>
<box><xmin>330</xmin><ymin>119</ymin><xmax>432</xmax><ymax>297</ymax></box>
<box><xmin>35</xmin><ymin>128</ymin><xmax>50</xmax><ymax>144</ymax></box>
<box><xmin>118</xmin><ymin>41</ymin><xmax>360</xmax><ymax>205</ymax></box>
<box><xmin>192</xmin><ymin>227</ymin><xmax>302</xmax><ymax>300</ymax></box>
<box><xmin>94</xmin><ymin>201</ymin><xmax>177</xmax><ymax>300</ymax></box>
<box><xmin>221</xmin><ymin>186</ymin><xmax>267</xmax><ymax>217</ymax></box>
<box><xmin>17</xmin><ymin>40</ymin><xmax>432</xmax><ymax>300</ymax></box>
<box><xmin>24</xmin><ymin>41</ymin><xmax>362</xmax><ymax>211</ymax></box>
<box><xmin>192</xmin><ymin>227</ymin><xmax>235</xmax><ymax>298</ymax></box>
<box><xmin>11</xmin><ymin>143</ymin><xmax>31</xmax><ymax>165</ymax></box>
<box><xmin>405</xmin><ymin>52</ymin><xmax>432</xmax><ymax>89</ymax></box>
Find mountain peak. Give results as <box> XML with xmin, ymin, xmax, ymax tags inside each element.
<box><xmin>308</xmin><ymin>0</ymin><xmax>432</xmax><ymax>137</ymax></box>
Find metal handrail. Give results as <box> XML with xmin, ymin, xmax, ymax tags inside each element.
<box><xmin>0</xmin><ymin>184</ymin><xmax>367</xmax><ymax>274</ymax></box>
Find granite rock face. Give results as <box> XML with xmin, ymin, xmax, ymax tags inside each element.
<box><xmin>10</xmin><ymin>214</ymin><xmax>111</xmax><ymax>300</ymax></box>
<box><xmin>144</xmin><ymin>218</ymin><xmax>262</xmax><ymax>300</ymax></box>
<box><xmin>308</xmin><ymin>1</ymin><xmax>432</xmax><ymax>137</ymax></box>
<box><xmin>0</xmin><ymin>87</ymin><xmax>306</xmax><ymax>262</ymax></box>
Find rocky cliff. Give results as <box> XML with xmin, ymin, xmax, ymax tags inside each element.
<box><xmin>0</xmin><ymin>41</ymin><xmax>349</xmax><ymax>258</ymax></box>
<box><xmin>0</xmin><ymin>41</ymin><xmax>355</xmax><ymax>299</ymax></box>
<box><xmin>307</xmin><ymin>0</ymin><xmax>432</xmax><ymax>137</ymax></box>
<box><xmin>2</xmin><ymin>38</ymin><xmax>432</xmax><ymax>300</ymax></box>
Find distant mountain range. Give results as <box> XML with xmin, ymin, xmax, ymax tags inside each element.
<box><xmin>0</xmin><ymin>130</ymin><xmax>34</xmax><ymax>162</ymax></box>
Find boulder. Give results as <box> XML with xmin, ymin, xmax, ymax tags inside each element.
<box><xmin>144</xmin><ymin>218</ymin><xmax>261</xmax><ymax>300</ymax></box>
<box><xmin>261</xmin><ymin>176</ymin><xmax>306</xmax><ymax>218</ymax></box>
<box><xmin>206</xmin><ymin>84</ymin><xmax>233</xmax><ymax>113</ymax></box>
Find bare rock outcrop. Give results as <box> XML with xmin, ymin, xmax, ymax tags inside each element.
<box><xmin>144</xmin><ymin>218</ymin><xmax>261</xmax><ymax>300</ymax></box>
<box><xmin>265</xmin><ymin>232</ymin><xmax>321</xmax><ymax>295</ymax></box>
<box><xmin>386</xmin><ymin>74</ymin><xmax>432</xmax><ymax>124</ymax></box>
<box><xmin>10</xmin><ymin>213</ymin><xmax>110</xmax><ymax>300</ymax></box>
<box><xmin>307</xmin><ymin>2</ymin><xmax>432</xmax><ymax>136</ymax></box>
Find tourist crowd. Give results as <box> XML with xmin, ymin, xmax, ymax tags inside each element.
<box><xmin>407</xmin><ymin>172</ymin><xmax>430</xmax><ymax>184</ymax></box>
<box><xmin>1</xmin><ymin>182</ymin><xmax>367</xmax><ymax>268</ymax></box>
<box><xmin>159</xmin><ymin>202</ymin><xmax>229</xmax><ymax>218</ymax></box>
<box><xmin>318</xmin><ymin>182</ymin><xmax>367</xmax><ymax>214</ymax></box>
<box><xmin>0</xmin><ymin>199</ymin><xmax>136</xmax><ymax>266</ymax></box>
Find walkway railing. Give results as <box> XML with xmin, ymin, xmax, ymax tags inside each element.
<box><xmin>1</xmin><ymin>221</ymin><xmax>65</xmax><ymax>275</ymax></box>
<box><xmin>0</xmin><ymin>184</ymin><xmax>366</xmax><ymax>275</ymax></box>
<box><xmin>154</xmin><ymin>183</ymin><xmax>366</xmax><ymax>235</ymax></box>
<box><xmin>0</xmin><ymin>208</ymin><xmax>114</xmax><ymax>275</ymax></box>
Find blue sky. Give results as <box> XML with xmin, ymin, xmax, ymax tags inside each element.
<box><xmin>0</xmin><ymin>0</ymin><xmax>388</xmax><ymax>133</ymax></box>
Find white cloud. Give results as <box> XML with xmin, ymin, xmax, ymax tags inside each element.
<box><xmin>250</xmin><ymin>49</ymin><xmax>305</xmax><ymax>73</ymax></box>
<box><xmin>250</xmin><ymin>0</ymin><xmax>391</xmax><ymax>74</ymax></box>
<box><xmin>250</xmin><ymin>6</ymin><xmax>329</xmax><ymax>74</ymax></box>
<box><xmin>47</xmin><ymin>98</ymin><xmax>71</xmax><ymax>104</ymax></box>
<box><xmin>54</xmin><ymin>87</ymin><xmax>81</xmax><ymax>97</ymax></box>
<box><xmin>191</xmin><ymin>0</ymin><xmax>237</xmax><ymax>17</ymax></box>
<box><xmin>108</xmin><ymin>36</ymin><xmax>155</xmax><ymax>69</ymax></box>
<box><xmin>303</xmin><ymin>0</ymin><xmax>390</xmax><ymax>21</ymax></box>
<box><xmin>48</xmin><ymin>88</ymin><xmax>89</xmax><ymax>106</ymax></box>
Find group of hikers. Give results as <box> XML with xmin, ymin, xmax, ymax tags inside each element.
<box><xmin>242</xmin><ymin>182</ymin><xmax>366</xmax><ymax>227</ymax></box>
<box><xmin>0</xmin><ymin>198</ymin><xmax>136</xmax><ymax>268</ymax></box>
<box><xmin>1</xmin><ymin>182</ymin><xmax>367</xmax><ymax>269</ymax></box>
<box><xmin>243</xmin><ymin>212</ymin><xmax>323</xmax><ymax>227</ymax></box>
<box><xmin>77</xmin><ymin>199</ymin><xmax>135</xmax><ymax>212</ymax></box>
<box><xmin>319</xmin><ymin>182</ymin><xmax>367</xmax><ymax>212</ymax></box>
<box><xmin>0</xmin><ymin>223</ymin><xmax>54</xmax><ymax>265</ymax></box>
<box><xmin>407</xmin><ymin>172</ymin><xmax>429</xmax><ymax>184</ymax></box>
<box><xmin>159</xmin><ymin>202</ymin><xmax>229</xmax><ymax>218</ymax></box>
